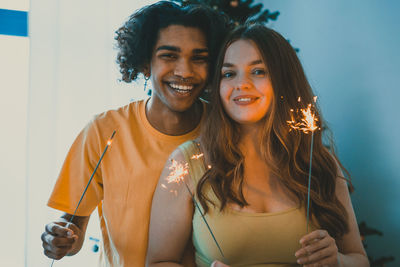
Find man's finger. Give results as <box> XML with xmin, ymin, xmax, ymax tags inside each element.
<box><xmin>43</xmin><ymin>241</ymin><xmax>72</xmax><ymax>255</ymax></box>
<box><xmin>46</xmin><ymin>222</ymin><xmax>73</xmax><ymax>237</ymax></box>
<box><xmin>65</xmin><ymin>222</ymin><xmax>80</xmax><ymax>234</ymax></box>
<box><xmin>42</xmin><ymin>231</ymin><xmax>75</xmax><ymax>247</ymax></box>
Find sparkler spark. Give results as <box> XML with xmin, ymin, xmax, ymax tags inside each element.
<box><xmin>191</xmin><ymin>153</ymin><xmax>204</xmax><ymax>160</ymax></box>
<box><xmin>166</xmin><ymin>159</ymin><xmax>189</xmax><ymax>184</ymax></box>
<box><xmin>287</xmin><ymin>104</ymin><xmax>319</xmax><ymax>134</ymax></box>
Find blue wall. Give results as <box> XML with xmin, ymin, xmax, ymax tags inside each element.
<box><xmin>258</xmin><ymin>0</ymin><xmax>400</xmax><ymax>265</ymax></box>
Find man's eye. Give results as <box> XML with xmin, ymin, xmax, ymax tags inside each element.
<box><xmin>222</xmin><ymin>71</ymin><xmax>235</xmax><ymax>78</ymax></box>
<box><xmin>192</xmin><ymin>56</ymin><xmax>209</xmax><ymax>63</ymax></box>
<box><xmin>160</xmin><ymin>54</ymin><xmax>177</xmax><ymax>60</ymax></box>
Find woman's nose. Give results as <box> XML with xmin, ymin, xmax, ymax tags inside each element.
<box><xmin>235</xmin><ymin>74</ymin><xmax>252</xmax><ymax>90</ymax></box>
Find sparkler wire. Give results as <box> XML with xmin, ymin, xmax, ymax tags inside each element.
<box><xmin>306</xmin><ymin>131</ymin><xmax>314</xmax><ymax>233</ymax></box>
<box><xmin>50</xmin><ymin>130</ymin><xmax>116</xmax><ymax>267</ymax></box>
<box><xmin>181</xmin><ymin>181</ymin><xmax>226</xmax><ymax>259</ymax></box>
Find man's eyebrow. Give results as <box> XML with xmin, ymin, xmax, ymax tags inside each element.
<box><xmin>193</xmin><ymin>48</ymin><xmax>209</xmax><ymax>54</ymax></box>
<box><xmin>155</xmin><ymin>46</ymin><xmax>209</xmax><ymax>54</ymax></box>
<box><xmin>156</xmin><ymin>45</ymin><xmax>180</xmax><ymax>52</ymax></box>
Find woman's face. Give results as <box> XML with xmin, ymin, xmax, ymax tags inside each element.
<box><xmin>219</xmin><ymin>39</ymin><xmax>273</xmax><ymax>125</ymax></box>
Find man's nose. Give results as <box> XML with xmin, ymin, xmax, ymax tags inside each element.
<box><xmin>174</xmin><ymin>59</ymin><xmax>194</xmax><ymax>78</ymax></box>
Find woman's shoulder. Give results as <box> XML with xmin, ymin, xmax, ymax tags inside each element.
<box><xmin>178</xmin><ymin>139</ymin><xmax>201</xmax><ymax>158</ymax></box>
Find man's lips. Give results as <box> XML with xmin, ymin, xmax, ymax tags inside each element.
<box><xmin>165</xmin><ymin>81</ymin><xmax>196</xmax><ymax>95</ymax></box>
<box><xmin>167</xmin><ymin>82</ymin><xmax>194</xmax><ymax>90</ymax></box>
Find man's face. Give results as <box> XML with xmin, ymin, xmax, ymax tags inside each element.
<box><xmin>149</xmin><ymin>25</ymin><xmax>209</xmax><ymax>112</ymax></box>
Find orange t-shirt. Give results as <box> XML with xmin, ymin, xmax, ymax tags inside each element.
<box><xmin>48</xmin><ymin>99</ymin><xmax>204</xmax><ymax>266</ymax></box>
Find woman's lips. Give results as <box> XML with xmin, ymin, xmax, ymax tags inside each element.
<box><xmin>233</xmin><ymin>95</ymin><xmax>259</xmax><ymax>105</ymax></box>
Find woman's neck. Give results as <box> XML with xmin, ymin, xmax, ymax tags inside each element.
<box><xmin>238</xmin><ymin>124</ymin><xmax>264</xmax><ymax>159</ymax></box>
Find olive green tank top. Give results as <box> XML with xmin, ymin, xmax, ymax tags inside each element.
<box><xmin>179</xmin><ymin>141</ymin><xmax>316</xmax><ymax>267</ymax></box>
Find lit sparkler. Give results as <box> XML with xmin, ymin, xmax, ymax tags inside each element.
<box><xmin>166</xmin><ymin>159</ymin><xmax>189</xmax><ymax>184</ymax></box>
<box><xmin>166</xmin><ymin>157</ymin><xmax>225</xmax><ymax>259</ymax></box>
<box><xmin>50</xmin><ymin>130</ymin><xmax>116</xmax><ymax>267</ymax></box>
<box><xmin>191</xmin><ymin>153</ymin><xmax>204</xmax><ymax>160</ymax></box>
<box><xmin>287</xmin><ymin>104</ymin><xmax>319</xmax><ymax>134</ymax></box>
<box><xmin>287</xmin><ymin>98</ymin><xmax>319</xmax><ymax>233</ymax></box>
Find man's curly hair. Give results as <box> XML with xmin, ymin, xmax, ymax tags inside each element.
<box><xmin>115</xmin><ymin>1</ymin><xmax>232</xmax><ymax>83</ymax></box>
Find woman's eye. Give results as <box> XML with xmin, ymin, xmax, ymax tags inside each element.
<box><xmin>253</xmin><ymin>69</ymin><xmax>266</xmax><ymax>76</ymax></box>
<box><xmin>222</xmin><ymin>71</ymin><xmax>235</xmax><ymax>78</ymax></box>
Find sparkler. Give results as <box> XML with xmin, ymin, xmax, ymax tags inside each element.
<box><xmin>287</xmin><ymin>98</ymin><xmax>319</xmax><ymax>233</ymax></box>
<box><xmin>50</xmin><ymin>130</ymin><xmax>116</xmax><ymax>267</ymax></box>
<box><xmin>166</xmin><ymin>157</ymin><xmax>226</xmax><ymax>259</ymax></box>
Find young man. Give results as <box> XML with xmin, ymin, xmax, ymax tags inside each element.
<box><xmin>41</xmin><ymin>2</ymin><xmax>231</xmax><ymax>266</ymax></box>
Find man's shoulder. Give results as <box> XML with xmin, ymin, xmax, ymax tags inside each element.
<box><xmin>93</xmin><ymin>99</ymin><xmax>146</xmax><ymax>126</ymax></box>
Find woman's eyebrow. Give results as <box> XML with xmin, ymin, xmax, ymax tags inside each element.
<box><xmin>222</xmin><ymin>59</ymin><xmax>263</xmax><ymax>68</ymax></box>
<box><xmin>222</xmin><ymin>62</ymin><xmax>234</xmax><ymax>67</ymax></box>
<box><xmin>249</xmin><ymin>59</ymin><xmax>263</xmax><ymax>65</ymax></box>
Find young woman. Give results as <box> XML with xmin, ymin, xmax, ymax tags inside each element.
<box><xmin>147</xmin><ymin>24</ymin><xmax>369</xmax><ymax>267</ymax></box>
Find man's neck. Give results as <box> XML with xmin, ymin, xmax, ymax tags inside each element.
<box><xmin>145</xmin><ymin>98</ymin><xmax>203</xmax><ymax>136</ymax></box>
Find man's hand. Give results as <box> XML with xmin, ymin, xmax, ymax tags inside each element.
<box><xmin>41</xmin><ymin>214</ymin><xmax>89</xmax><ymax>260</ymax></box>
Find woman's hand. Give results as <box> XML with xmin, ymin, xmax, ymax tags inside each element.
<box><xmin>211</xmin><ymin>260</ymin><xmax>230</xmax><ymax>267</ymax></box>
<box><xmin>295</xmin><ymin>229</ymin><xmax>340</xmax><ymax>267</ymax></box>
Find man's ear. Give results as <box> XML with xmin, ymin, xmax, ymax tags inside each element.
<box><xmin>143</xmin><ymin>65</ymin><xmax>151</xmax><ymax>78</ymax></box>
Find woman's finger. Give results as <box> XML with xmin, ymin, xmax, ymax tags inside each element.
<box><xmin>297</xmin><ymin>245</ymin><xmax>338</xmax><ymax>265</ymax></box>
<box><xmin>300</xmin><ymin>229</ymin><xmax>329</xmax><ymax>246</ymax></box>
<box><xmin>295</xmin><ymin>233</ymin><xmax>333</xmax><ymax>257</ymax></box>
<box><xmin>211</xmin><ymin>260</ymin><xmax>230</xmax><ymax>267</ymax></box>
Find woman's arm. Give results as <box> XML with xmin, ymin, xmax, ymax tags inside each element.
<box><xmin>147</xmin><ymin>148</ymin><xmax>195</xmax><ymax>267</ymax></box>
<box><xmin>333</xmin><ymin>176</ymin><xmax>369</xmax><ymax>266</ymax></box>
<box><xmin>295</xmin><ymin>173</ymin><xmax>369</xmax><ymax>267</ymax></box>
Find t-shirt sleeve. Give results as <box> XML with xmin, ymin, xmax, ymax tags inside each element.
<box><xmin>47</xmin><ymin>117</ymin><xmax>104</xmax><ymax>216</ymax></box>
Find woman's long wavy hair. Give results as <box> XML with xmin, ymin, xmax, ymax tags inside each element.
<box><xmin>197</xmin><ymin>24</ymin><xmax>352</xmax><ymax>238</ymax></box>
